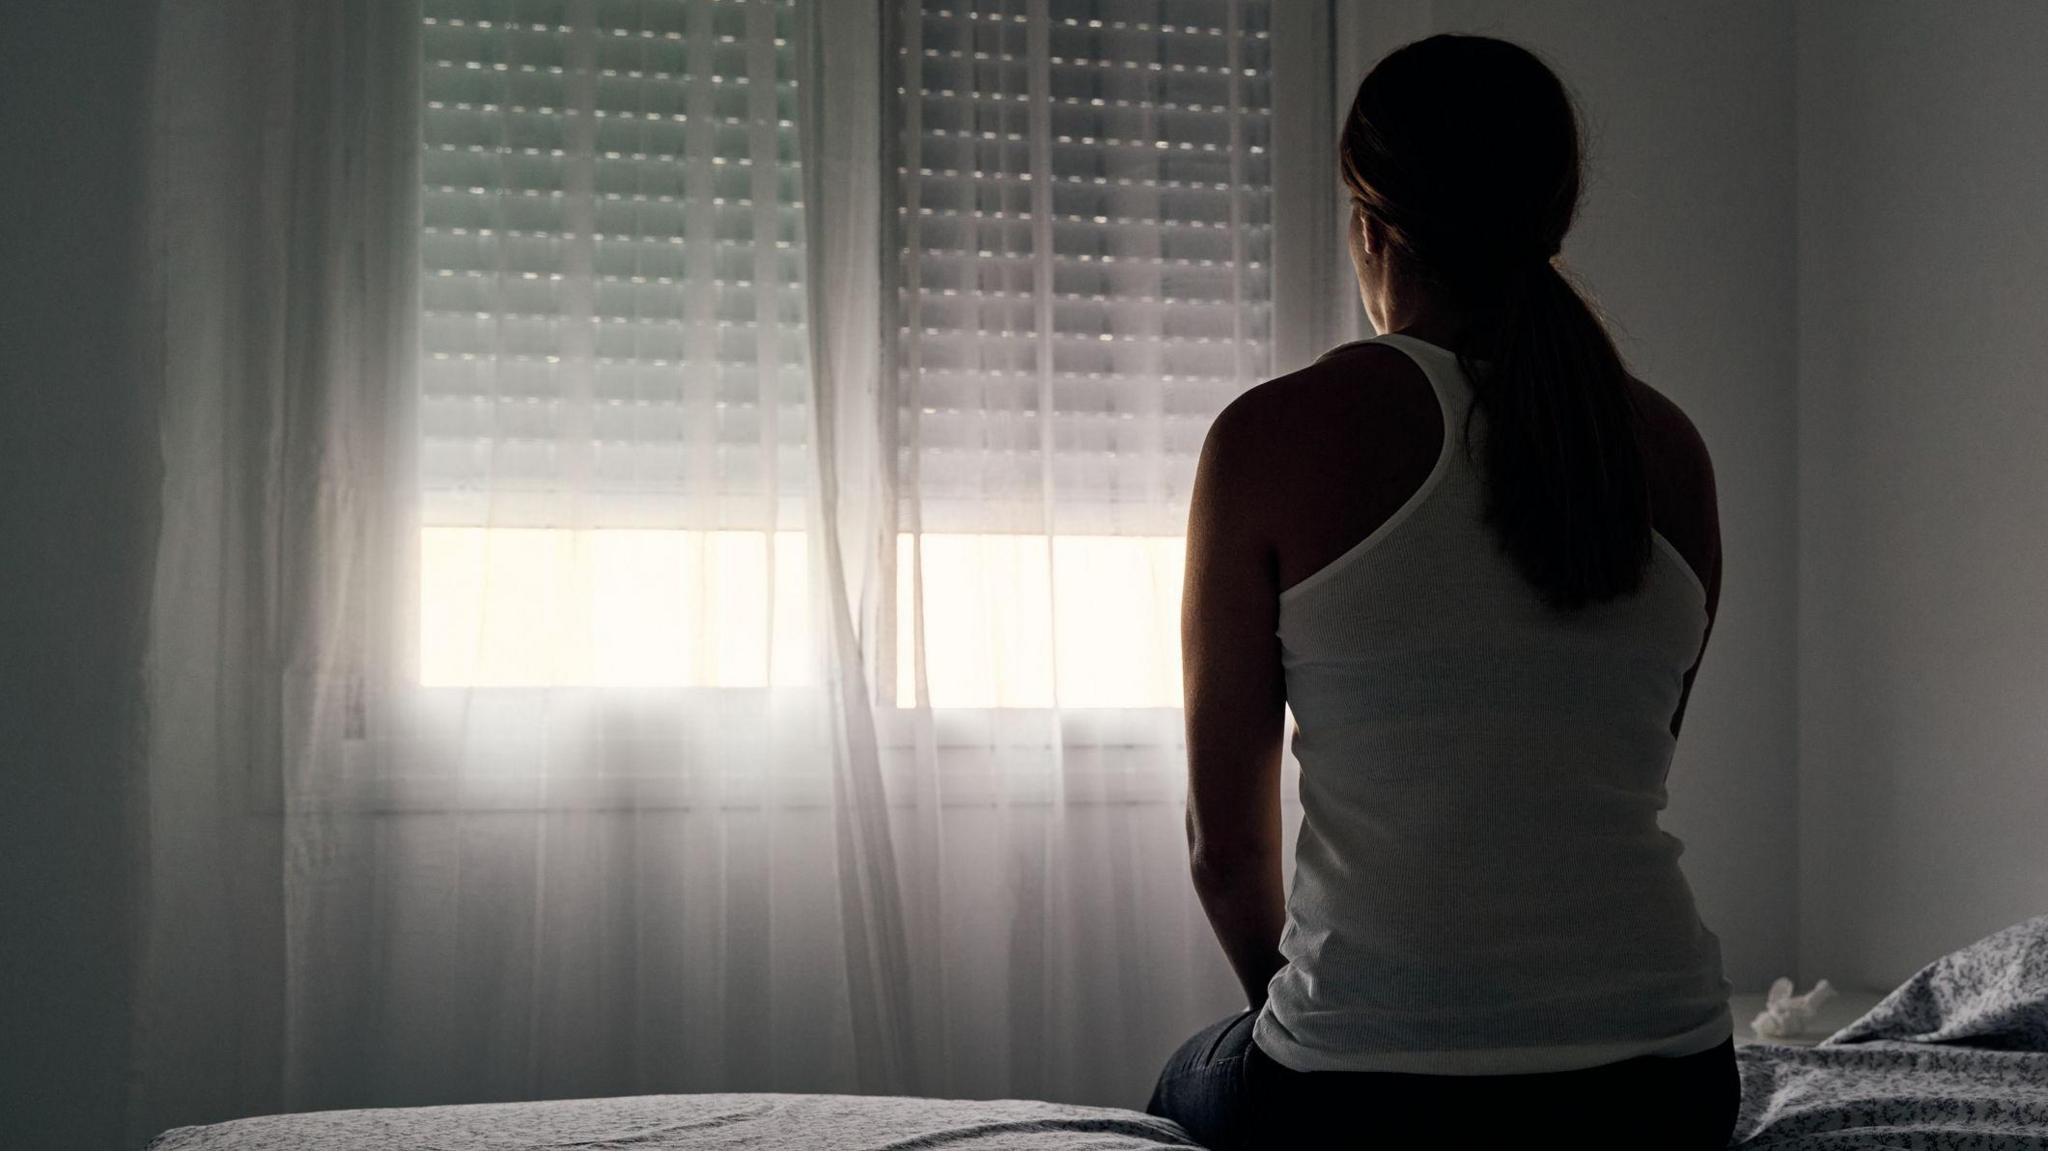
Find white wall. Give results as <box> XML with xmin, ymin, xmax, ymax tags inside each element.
<box><xmin>0</xmin><ymin>2</ymin><xmax>159</xmax><ymax>1149</ymax></box>
<box><xmin>1796</xmin><ymin>1</ymin><xmax>2048</xmax><ymax>990</ymax></box>
<box><xmin>1376</xmin><ymin>1</ymin><xmax>1804</xmax><ymax>993</ymax></box>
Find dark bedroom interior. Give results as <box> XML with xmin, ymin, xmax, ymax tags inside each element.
<box><xmin>4</xmin><ymin>2</ymin><xmax>2046</xmax><ymax>1148</ymax></box>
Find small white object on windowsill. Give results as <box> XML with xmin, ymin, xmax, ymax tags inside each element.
<box><xmin>1750</xmin><ymin>977</ymin><xmax>1836</xmax><ymax>1040</ymax></box>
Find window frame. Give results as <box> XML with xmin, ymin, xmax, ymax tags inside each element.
<box><xmin>384</xmin><ymin>0</ymin><xmax>1341</xmax><ymax>751</ymax></box>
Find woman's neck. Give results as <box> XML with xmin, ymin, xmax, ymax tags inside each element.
<box><xmin>1366</xmin><ymin>275</ymin><xmax>1491</xmax><ymax>357</ymax></box>
<box><xmin>1383</xmin><ymin>314</ymin><xmax>1479</xmax><ymax>357</ymax></box>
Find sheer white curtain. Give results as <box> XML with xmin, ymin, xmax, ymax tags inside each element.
<box><xmin>874</xmin><ymin>0</ymin><xmax>1285</xmax><ymax>1102</ymax></box>
<box><xmin>133</xmin><ymin>0</ymin><xmax>1343</xmax><ymax>1141</ymax></box>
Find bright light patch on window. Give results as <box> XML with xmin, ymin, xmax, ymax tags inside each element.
<box><xmin>896</xmin><ymin>534</ymin><xmax>1185</xmax><ymax>709</ymax></box>
<box><xmin>422</xmin><ymin>529</ymin><xmax>1185</xmax><ymax>703</ymax></box>
<box><xmin>1049</xmin><ymin>535</ymin><xmax>1186</xmax><ymax>708</ymax></box>
<box><xmin>420</xmin><ymin>528</ymin><xmax>813</xmax><ymax>688</ymax></box>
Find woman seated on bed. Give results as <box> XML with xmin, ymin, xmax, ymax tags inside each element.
<box><xmin>1149</xmin><ymin>33</ymin><xmax>1737</xmax><ymax>1151</ymax></box>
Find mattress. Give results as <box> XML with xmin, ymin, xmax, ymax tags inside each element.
<box><xmin>144</xmin><ymin>1093</ymin><xmax>1200</xmax><ymax>1150</ymax></box>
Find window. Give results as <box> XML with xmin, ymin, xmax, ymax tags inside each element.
<box><xmin>890</xmin><ymin>1</ymin><xmax>1272</xmax><ymax>707</ymax></box>
<box><xmin>415</xmin><ymin>0</ymin><xmax>1273</xmax><ymax>705</ymax></box>
<box><xmin>418</xmin><ymin>0</ymin><xmax>813</xmax><ymax>687</ymax></box>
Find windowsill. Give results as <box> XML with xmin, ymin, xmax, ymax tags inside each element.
<box><xmin>289</xmin><ymin>689</ymin><xmax>1293</xmax><ymax>814</ymax></box>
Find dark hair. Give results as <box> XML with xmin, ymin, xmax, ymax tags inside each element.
<box><xmin>1339</xmin><ymin>34</ymin><xmax>1651</xmax><ymax>614</ymax></box>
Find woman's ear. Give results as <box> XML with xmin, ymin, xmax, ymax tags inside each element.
<box><xmin>1357</xmin><ymin>207</ymin><xmax>1383</xmax><ymax>261</ymax></box>
<box><xmin>1345</xmin><ymin>200</ymin><xmax>1372</xmax><ymax>272</ymax></box>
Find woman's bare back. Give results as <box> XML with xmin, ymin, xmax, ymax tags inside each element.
<box><xmin>1229</xmin><ymin>338</ymin><xmax>1721</xmax><ymax>736</ymax></box>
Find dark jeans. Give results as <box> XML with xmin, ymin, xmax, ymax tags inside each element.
<box><xmin>1146</xmin><ymin>1010</ymin><xmax>1740</xmax><ymax>1150</ymax></box>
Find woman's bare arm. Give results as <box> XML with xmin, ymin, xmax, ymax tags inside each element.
<box><xmin>1633</xmin><ymin>379</ymin><xmax>1722</xmax><ymax>743</ymax></box>
<box><xmin>1181</xmin><ymin>395</ymin><xmax>1289</xmax><ymax>1012</ymax></box>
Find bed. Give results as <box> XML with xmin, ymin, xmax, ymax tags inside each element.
<box><xmin>143</xmin><ymin>1095</ymin><xmax>1200</xmax><ymax>1150</ymax></box>
<box><xmin>1728</xmin><ymin>913</ymin><xmax>2048</xmax><ymax>1149</ymax></box>
<box><xmin>148</xmin><ymin>916</ymin><xmax>2048</xmax><ymax>1150</ymax></box>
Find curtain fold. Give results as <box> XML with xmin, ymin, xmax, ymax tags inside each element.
<box><xmin>134</xmin><ymin>1</ymin><xmax>1337</xmax><ymax>1143</ymax></box>
<box><xmin>136</xmin><ymin>0</ymin><xmax>420</xmax><ymax>1138</ymax></box>
<box><xmin>796</xmin><ymin>0</ymin><xmax>920</xmax><ymax>1094</ymax></box>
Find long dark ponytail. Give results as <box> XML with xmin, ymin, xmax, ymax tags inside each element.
<box><xmin>1340</xmin><ymin>34</ymin><xmax>1651</xmax><ymax>615</ymax></box>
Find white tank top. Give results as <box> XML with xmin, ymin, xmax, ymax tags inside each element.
<box><xmin>1251</xmin><ymin>332</ymin><xmax>1734</xmax><ymax>1075</ymax></box>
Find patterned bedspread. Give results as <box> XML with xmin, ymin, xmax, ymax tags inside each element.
<box><xmin>1732</xmin><ymin>914</ymin><xmax>2048</xmax><ymax>1149</ymax></box>
<box><xmin>144</xmin><ymin>1093</ymin><xmax>1200</xmax><ymax>1150</ymax></box>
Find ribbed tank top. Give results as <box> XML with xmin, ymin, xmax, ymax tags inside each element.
<box><xmin>1251</xmin><ymin>332</ymin><xmax>1734</xmax><ymax>1076</ymax></box>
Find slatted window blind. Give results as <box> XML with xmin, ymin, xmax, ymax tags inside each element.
<box><xmin>417</xmin><ymin>0</ymin><xmax>813</xmax><ymax>687</ymax></box>
<box><xmin>419</xmin><ymin>0</ymin><xmax>807</xmax><ymax>533</ymax></box>
<box><xmin>413</xmin><ymin>0</ymin><xmax>1277</xmax><ymax>695</ymax></box>
<box><xmin>893</xmin><ymin>0</ymin><xmax>1273</xmax><ymax>537</ymax></box>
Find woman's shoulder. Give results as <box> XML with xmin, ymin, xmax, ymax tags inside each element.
<box><xmin>1625</xmin><ymin>375</ymin><xmax>1715</xmax><ymax>499</ymax></box>
<box><xmin>1217</xmin><ymin>341</ymin><xmax>1417</xmax><ymax>432</ymax></box>
<box><xmin>1625</xmin><ymin>375</ymin><xmax>1719</xmax><ymax>595</ymax></box>
<box><xmin>1626</xmin><ymin>375</ymin><xmax>1705</xmax><ymax>449</ymax></box>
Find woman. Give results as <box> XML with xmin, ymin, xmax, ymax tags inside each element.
<box><xmin>1149</xmin><ymin>33</ymin><xmax>1737</xmax><ymax>1150</ymax></box>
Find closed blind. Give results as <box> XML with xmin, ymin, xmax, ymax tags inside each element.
<box><xmin>419</xmin><ymin>0</ymin><xmax>807</xmax><ymax>531</ymax></box>
<box><xmin>894</xmin><ymin>0</ymin><xmax>1273</xmax><ymax>537</ymax></box>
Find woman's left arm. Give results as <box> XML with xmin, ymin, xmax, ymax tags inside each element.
<box><xmin>1180</xmin><ymin>396</ymin><xmax>1288</xmax><ymax>1013</ymax></box>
